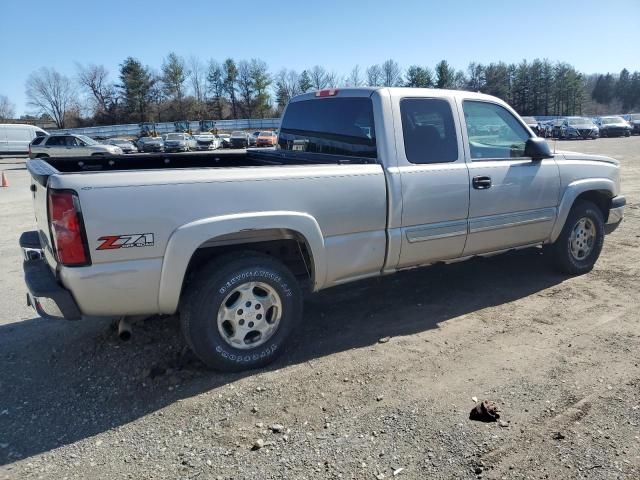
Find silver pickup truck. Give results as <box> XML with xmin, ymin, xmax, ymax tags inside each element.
<box><xmin>21</xmin><ymin>87</ymin><xmax>625</xmax><ymax>372</ymax></box>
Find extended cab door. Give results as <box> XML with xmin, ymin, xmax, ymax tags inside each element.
<box><xmin>390</xmin><ymin>95</ymin><xmax>470</xmax><ymax>268</ymax></box>
<box><xmin>458</xmin><ymin>99</ymin><xmax>560</xmax><ymax>255</ymax></box>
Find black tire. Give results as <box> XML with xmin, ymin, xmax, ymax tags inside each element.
<box><xmin>549</xmin><ymin>200</ymin><xmax>605</xmax><ymax>275</ymax></box>
<box><xmin>180</xmin><ymin>253</ymin><xmax>303</xmax><ymax>372</ymax></box>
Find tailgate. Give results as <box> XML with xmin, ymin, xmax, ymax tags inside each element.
<box><xmin>26</xmin><ymin>160</ymin><xmax>58</xmax><ymax>268</ymax></box>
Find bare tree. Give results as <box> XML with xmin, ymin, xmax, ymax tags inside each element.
<box><xmin>76</xmin><ymin>63</ymin><xmax>117</xmax><ymax>122</ymax></box>
<box><xmin>310</xmin><ymin>65</ymin><xmax>329</xmax><ymax>90</ymax></box>
<box><xmin>346</xmin><ymin>65</ymin><xmax>363</xmax><ymax>87</ymax></box>
<box><xmin>25</xmin><ymin>67</ymin><xmax>76</xmax><ymax>128</ymax></box>
<box><xmin>275</xmin><ymin>69</ymin><xmax>301</xmax><ymax>111</ymax></box>
<box><xmin>189</xmin><ymin>56</ymin><xmax>206</xmax><ymax>103</ymax></box>
<box><xmin>325</xmin><ymin>71</ymin><xmax>340</xmax><ymax>88</ymax></box>
<box><xmin>381</xmin><ymin>59</ymin><xmax>402</xmax><ymax>87</ymax></box>
<box><xmin>366</xmin><ymin>64</ymin><xmax>383</xmax><ymax>86</ymax></box>
<box><xmin>0</xmin><ymin>95</ymin><xmax>15</xmax><ymax>120</ymax></box>
<box><xmin>188</xmin><ymin>56</ymin><xmax>206</xmax><ymax>119</ymax></box>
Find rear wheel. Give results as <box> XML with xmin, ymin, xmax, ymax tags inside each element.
<box><xmin>549</xmin><ymin>200</ymin><xmax>604</xmax><ymax>275</ymax></box>
<box><xmin>180</xmin><ymin>253</ymin><xmax>303</xmax><ymax>371</ymax></box>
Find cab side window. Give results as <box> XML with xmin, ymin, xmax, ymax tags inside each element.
<box><xmin>463</xmin><ymin>101</ymin><xmax>530</xmax><ymax>160</ymax></box>
<box><xmin>400</xmin><ymin>98</ymin><xmax>458</xmax><ymax>164</ymax></box>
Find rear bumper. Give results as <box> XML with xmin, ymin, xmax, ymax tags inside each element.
<box><xmin>605</xmin><ymin>196</ymin><xmax>625</xmax><ymax>234</ymax></box>
<box><xmin>20</xmin><ymin>231</ymin><xmax>82</xmax><ymax>320</ymax></box>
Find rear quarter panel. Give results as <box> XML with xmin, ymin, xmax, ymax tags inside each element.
<box><xmin>49</xmin><ymin>164</ymin><xmax>388</xmax><ymax>315</ymax></box>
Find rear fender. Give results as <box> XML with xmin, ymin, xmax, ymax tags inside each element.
<box><xmin>158</xmin><ymin>211</ymin><xmax>326</xmax><ymax>314</ymax></box>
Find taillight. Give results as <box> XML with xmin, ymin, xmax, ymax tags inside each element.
<box><xmin>47</xmin><ymin>189</ymin><xmax>90</xmax><ymax>266</ymax></box>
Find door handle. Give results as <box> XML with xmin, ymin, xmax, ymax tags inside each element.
<box><xmin>472</xmin><ymin>176</ymin><xmax>492</xmax><ymax>189</ymax></box>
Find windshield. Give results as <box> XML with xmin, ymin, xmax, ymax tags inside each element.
<box><xmin>78</xmin><ymin>135</ymin><xmax>98</xmax><ymax>145</ymax></box>
<box><xmin>601</xmin><ymin>117</ymin><xmax>624</xmax><ymax>125</ymax></box>
<box><xmin>231</xmin><ymin>131</ymin><xmax>245</xmax><ymax>136</ymax></box>
<box><xmin>258</xmin><ymin>132</ymin><xmax>272</xmax><ymax>137</ymax></box>
<box><xmin>166</xmin><ymin>133</ymin><xmax>185</xmax><ymax>140</ymax></box>
<box><xmin>568</xmin><ymin>118</ymin><xmax>592</xmax><ymax>126</ymax></box>
<box><xmin>521</xmin><ymin>117</ymin><xmax>536</xmax><ymax>124</ymax></box>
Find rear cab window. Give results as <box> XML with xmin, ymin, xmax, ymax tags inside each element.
<box><xmin>279</xmin><ymin>96</ymin><xmax>377</xmax><ymax>159</ymax></box>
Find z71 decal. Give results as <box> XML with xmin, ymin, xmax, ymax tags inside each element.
<box><xmin>97</xmin><ymin>233</ymin><xmax>154</xmax><ymax>250</ymax></box>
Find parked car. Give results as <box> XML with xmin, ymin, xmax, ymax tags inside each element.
<box><xmin>137</xmin><ymin>136</ymin><xmax>164</xmax><ymax>152</ymax></box>
<box><xmin>622</xmin><ymin>113</ymin><xmax>640</xmax><ymax>135</ymax></box>
<box><xmin>256</xmin><ymin>131</ymin><xmax>278</xmax><ymax>147</ymax></box>
<box><xmin>230</xmin><ymin>130</ymin><xmax>250</xmax><ymax>148</ymax></box>
<box><xmin>520</xmin><ymin>116</ymin><xmax>539</xmax><ymax>135</ymax></box>
<box><xmin>559</xmin><ymin>117</ymin><xmax>599</xmax><ymax>140</ymax></box>
<box><xmin>217</xmin><ymin>134</ymin><xmax>232</xmax><ymax>148</ymax></box>
<box><xmin>21</xmin><ymin>87</ymin><xmax>625</xmax><ymax>372</ymax></box>
<box><xmin>193</xmin><ymin>133</ymin><xmax>220</xmax><ymax>151</ymax></box>
<box><xmin>248</xmin><ymin>131</ymin><xmax>261</xmax><ymax>147</ymax></box>
<box><xmin>0</xmin><ymin>124</ymin><xmax>48</xmax><ymax>155</ymax></box>
<box><xmin>29</xmin><ymin>133</ymin><xmax>122</xmax><ymax>158</ymax></box>
<box><xmin>164</xmin><ymin>133</ymin><xmax>197</xmax><ymax>152</ymax></box>
<box><xmin>596</xmin><ymin>116</ymin><xmax>632</xmax><ymax>137</ymax></box>
<box><xmin>540</xmin><ymin>119</ymin><xmax>565</xmax><ymax>138</ymax></box>
<box><xmin>104</xmin><ymin>138</ymin><xmax>139</xmax><ymax>153</ymax></box>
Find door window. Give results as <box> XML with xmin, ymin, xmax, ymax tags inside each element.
<box><xmin>45</xmin><ymin>136</ymin><xmax>64</xmax><ymax>146</ymax></box>
<box><xmin>463</xmin><ymin>101</ymin><xmax>530</xmax><ymax>160</ymax></box>
<box><xmin>65</xmin><ymin>136</ymin><xmax>81</xmax><ymax>146</ymax></box>
<box><xmin>400</xmin><ymin>98</ymin><xmax>458</xmax><ymax>164</ymax></box>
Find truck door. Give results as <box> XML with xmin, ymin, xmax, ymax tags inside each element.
<box><xmin>459</xmin><ymin>99</ymin><xmax>560</xmax><ymax>255</ymax></box>
<box><xmin>392</xmin><ymin>96</ymin><xmax>470</xmax><ymax>268</ymax></box>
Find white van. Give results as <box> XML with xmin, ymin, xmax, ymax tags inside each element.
<box><xmin>0</xmin><ymin>124</ymin><xmax>48</xmax><ymax>155</ymax></box>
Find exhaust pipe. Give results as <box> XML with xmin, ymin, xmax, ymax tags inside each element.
<box><xmin>117</xmin><ymin>317</ymin><xmax>132</xmax><ymax>341</ymax></box>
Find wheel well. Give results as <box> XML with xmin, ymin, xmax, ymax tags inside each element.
<box><xmin>575</xmin><ymin>190</ymin><xmax>611</xmax><ymax>222</ymax></box>
<box><xmin>182</xmin><ymin>229</ymin><xmax>314</xmax><ymax>296</ymax></box>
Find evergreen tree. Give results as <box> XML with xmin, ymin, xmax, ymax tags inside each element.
<box><xmin>118</xmin><ymin>57</ymin><xmax>154</xmax><ymax>122</ymax></box>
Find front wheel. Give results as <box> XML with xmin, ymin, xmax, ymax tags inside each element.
<box><xmin>180</xmin><ymin>253</ymin><xmax>303</xmax><ymax>371</ymax></box>
<box><xmin>549</xmin><ymin>200</ymin><xmax>605</xmax><ymax>275</ymax></box>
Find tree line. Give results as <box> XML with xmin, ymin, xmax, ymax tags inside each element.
<box><xmin>7</xmin><ymin>53</ymin><xmax>640</xmax><ymax>128</ymax></box>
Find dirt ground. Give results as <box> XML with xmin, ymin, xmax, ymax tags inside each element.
<box><xmin>1</xmin><ymin>137</ymin><xmax>639</xmax><ymax>480</ymax></box>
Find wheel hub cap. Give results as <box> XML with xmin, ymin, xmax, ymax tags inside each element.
<box><xmin>217</xmin><ymin>281</ymin><xmax>282</xmax><ymax>350</ymax></box>
<box><xmin>569</xmin><ymin>217</ymin><xmax>596</xmax><ymax>261</ymax></box>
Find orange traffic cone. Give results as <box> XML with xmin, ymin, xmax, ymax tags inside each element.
<box><xmin>0</xmin><ymin>171</ymin><xmax>8</xmax><ymax>188</ymax></box>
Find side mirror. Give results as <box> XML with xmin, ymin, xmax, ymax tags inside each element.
<box><xmin>524</xmin><ymin>137</ymin><xmax>553</xmax><ymax>161</ymax></box>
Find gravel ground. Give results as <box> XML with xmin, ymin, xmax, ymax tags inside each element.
<box><xmin>1</xmin><ymin>138</ymin><xmax>639</xmax><ymax>480</ymax></box>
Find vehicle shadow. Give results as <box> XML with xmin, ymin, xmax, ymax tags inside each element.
<box><xmin>0</xmin><ymin>248</ymin><xmax>567</xmax><ymax>465</ymax></box>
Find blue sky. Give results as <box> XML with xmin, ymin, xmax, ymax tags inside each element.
<box><xmin>1</xmin><ymin>0</ymin><xmax>639</xmax><ymax>115</ymax></box>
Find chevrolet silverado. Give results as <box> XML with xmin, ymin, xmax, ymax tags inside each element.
<box><xmin>21</xmin><ymin>87</ymin><xmax>625</xmax><ymax>371</ymax></box>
